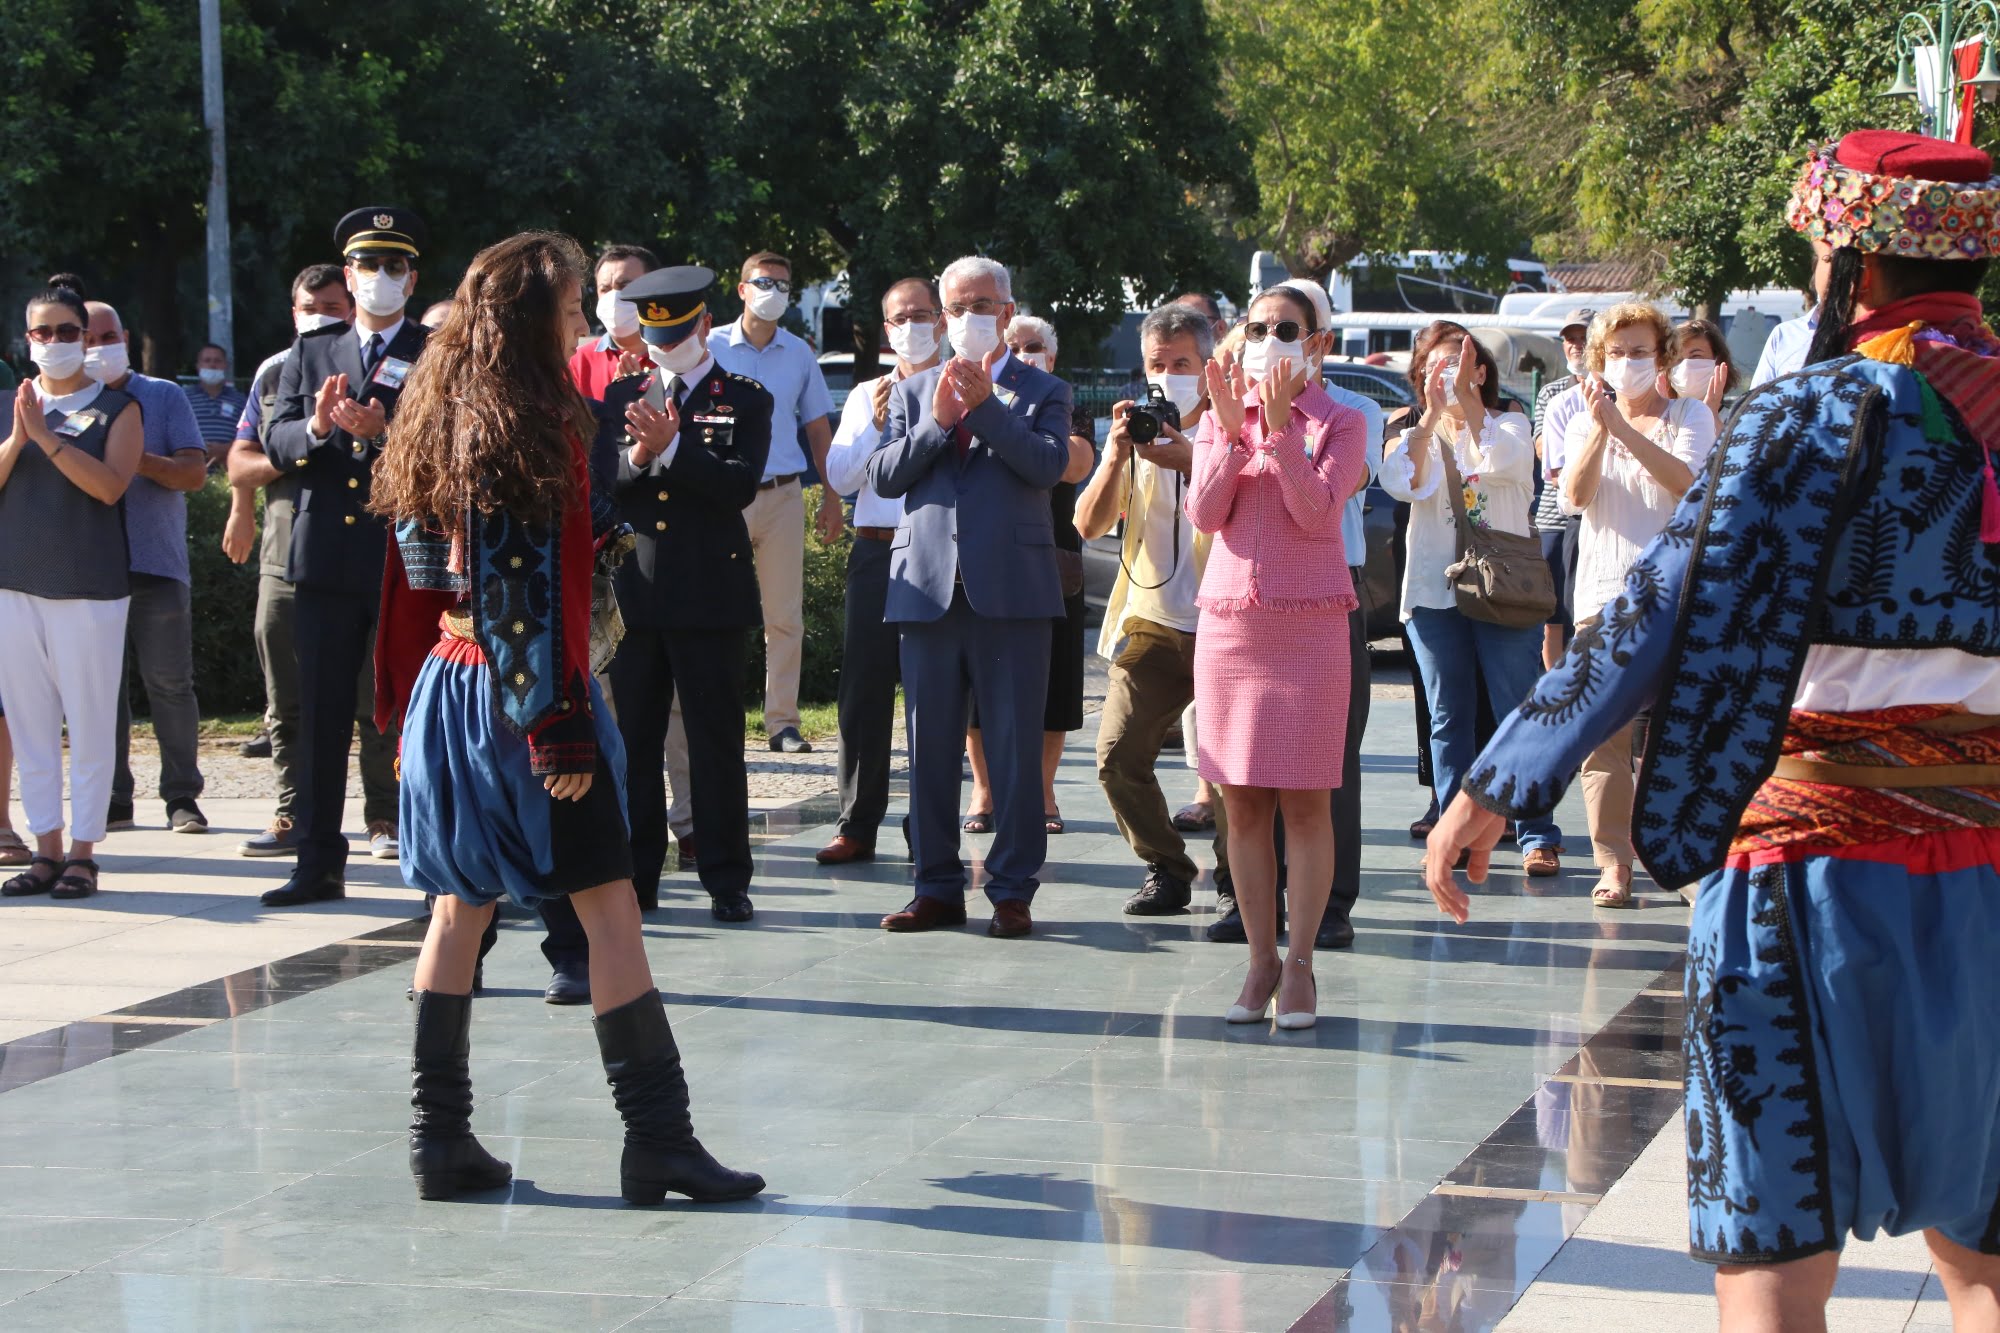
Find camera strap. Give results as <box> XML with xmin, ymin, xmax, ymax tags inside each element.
<box><xmin>1118</xmin><ymin>449</ymin><xmax>1184</xmax><ymax>592</ymax></box>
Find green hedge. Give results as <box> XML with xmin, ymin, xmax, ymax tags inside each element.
<box><xmin>178</xmin><ymin>477</ymin><xmax>856</xmax><ymax>719</ymax></box>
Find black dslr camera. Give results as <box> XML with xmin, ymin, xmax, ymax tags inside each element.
<box><xmin>1125</xmin><ymin>383</ymin><xmax>1181</xmax><ymax>444</ymax></box>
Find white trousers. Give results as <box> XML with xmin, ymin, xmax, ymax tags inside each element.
<box><xmin>0</xmin><ymin>591</ymin><xmax>130</xmax><ymax>843</ymax></box>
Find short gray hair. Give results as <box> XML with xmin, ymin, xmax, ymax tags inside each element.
<box><xmin>1139</xmin><ymin>302</ymin><xmax>1214</xmax><ymax>361</ymax></box>
<box><xmin>939</xmin><ymin>255</ymin><xmax>1012</xmax><ymax>302</ymax></box>
<box><xmin>1008</xmin><ymin>314</ymin><xmax>1056</xmax><ymax>358</ymax></box>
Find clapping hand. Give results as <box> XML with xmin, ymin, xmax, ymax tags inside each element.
<box><xmin>1258</xmin><ymin>353</ymin><xmax>1312</xmax><ymax>436</ymax></box>
<box><xmin>616</xmin><ymin>349</ymin><xmax>648</xmax><ymax>380</ymax></box>
<box><xmin>1582</xmin><ymin>375</ymin><xmax>1617</xmax><ymax>428</ymax></box>
<box><xmin>329</xmin><ymin>392</ymin><xmax>387</xmax><ymax>441</ymax></box>
<box><xmin>948</xmin><ymin>346</ymin><xmax>1003</xmax><ymax>415</ymax></box>
<box><xmin>14</xmin><ymin>381</ymin><xmax>54</xmax><ymax>453</ymax></box>
<box><xmin>869</xmin><ymin>373</ymin><xmax>894</xmax><ymax>431</ymax></box>
<box><xmin>1703</xmin><ymin>366</ymin><xmax>1727</xmax><ymax>416</ymax></box>
<box><xmin>1202</xmin><ymin>352</ymin><xmax>1249</xmax><ymax>442</ymax></box>
<box><xmin>625</xmin><ymin>392</ymin><xmax>680</xmax><ymax>461</ymax></box>
<box><xmin>1451</xmin><ymin>335</ymin><xmax>1482</xmax><ymax>410</ymax></box>
<box><xmin>310</xmin><ymin>374</ymin><xmax>345</xmax><ymax>437</ymax></box>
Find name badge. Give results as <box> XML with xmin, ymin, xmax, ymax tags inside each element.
<box><xmin>689</xmin><ymin>414</ymin><xmax>733</xmax><ymax>425</ymax></box>
<box><xmin>54</xmin><ymin>409</ymin><xmax>100</xmax><ymax>438</ymax></box>
<box><xmin>371</xmin><ymin>356</ymin><xmax>412</xmax><ymax>389</ymax></box>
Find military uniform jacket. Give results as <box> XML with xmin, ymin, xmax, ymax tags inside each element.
<box><xmin>605</xmin><ymin>362</ymin><xmax>772</xmax><ymax>630</ymax></box>
<box><xmin>265</xmin><ymin>319</ymin><xmax>430</xmax><ymax>594</ymax></box>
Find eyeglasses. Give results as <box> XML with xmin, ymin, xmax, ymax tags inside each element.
<box><xmin>26</xmin><ymin>323</ymin><xmax>83</xmax><ymax>344</ymax></box>
<box><xmin>745</xmin><ymin>276</ymin><xmax>792</xmax><ymax>294</ymax></box>
<box><xmin>944</xmin><ymin>299</ymin><xmax>1000</xmax><ymax>318</ymax></box>
<box><xmin>1243</xmin><ymin>320</ymin><xmax>1303</xmax><ymax>344</ymax></box>
<box><xmin>1013</xmin><ymin>340</ymin><xmax>1048</xmax><ymax>354</ymax></box>
<box><xmin>352</xmin><ymin>256</ymin><xmax>411</xmax><ymax>277</ymax></box>
<box><xmin>883</xmin><ymin>311</ymin><xmax>939</xmax><ymax>327</ymax></box>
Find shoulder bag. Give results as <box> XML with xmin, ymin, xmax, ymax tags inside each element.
<box><xmin>1434</xmin><ymin>420</ymin><xmax>1556</xmax><ymax>628</ymax></box>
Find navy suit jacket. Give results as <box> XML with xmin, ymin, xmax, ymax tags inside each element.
<box><xmin>866</xmin><ymin>355</ymin><xmax>1070</xmax><ymax>623</ymax></box>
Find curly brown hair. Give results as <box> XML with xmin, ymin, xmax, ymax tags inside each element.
<box><xmin>371</xmin><ymin>231</ymin><xmax>595</xmax><ymax>527</ymax></box>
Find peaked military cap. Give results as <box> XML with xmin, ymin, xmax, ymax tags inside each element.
<box><xmin>335</xmin><ymin>206</ymin><xmax>428</xmax><ymax>260</ymax></box>
<box><xmin>621</xmin><ymin>265</ymin><xmax>714</xmax><ymax>346</ymax></box>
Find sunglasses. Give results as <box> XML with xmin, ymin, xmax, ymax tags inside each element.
<box><xmin>745</xmin><ymin>276</ymin><xmax>792</xmax><ymax>294</ymax></box>
<box><xmin>1243</xmin><ymin>320</ymin><xmax>1303</xmax><ymax>344</ymax></box>
<box><xmin>1014</xmin><ymin>340</ymin><xmax>1048</xmax><ymax>354</ymax></box>
<box><xmin>351</xmin><ymin>256</ymin><xmax>411</xmax><ymax>277</ymax></box>
<box><xmin>26</xmin><ymin>323</ymin><xmax>83</xmax><ymax>344</ymax></box>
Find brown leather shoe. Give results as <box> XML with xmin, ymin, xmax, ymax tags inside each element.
<box><xmin>674</xmin><ymin>835</ymin><xmax>698</xmax><ymax>869</ymax></box>
<box><xmin>1523</xmin><ymin>846</ymin><xmax>1561</xmax><ymax>878</ymax></box>
<box><xmin>881</xmin><ymin>896</ymin><xmax>968</xmax><ymax>932</ymax></box>
<box><xmin>814</xmin><ymin>835</ymin><xmax>876</xmax><ymax>866</ymax></box>
<box><xmin>987</xmin><ymin>900</ymin><xmax>1033</xmax><ymax>938</ymax></box>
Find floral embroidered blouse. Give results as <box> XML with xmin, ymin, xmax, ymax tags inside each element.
<box><xmin>1379</xmin><ymin>409</ymin><xmax>1536</xmax><ymax>620</ymax></box>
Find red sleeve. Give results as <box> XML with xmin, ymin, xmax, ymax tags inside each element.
<box><xmin>373</xmin><ymin>538</ymin><xmax>456</xmax><ymax>733</ymax></box>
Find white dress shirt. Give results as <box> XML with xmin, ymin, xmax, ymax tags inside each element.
<box><xmin>823</xmin><ymin>372</ymin><xmax>903</xmax><ymax>529</ymax></box>
<box><xmin>1751</xmin><ymin>310</ymin><xmax>1818</xmax><ymax>387</ymax></box>
<box><xmin>1380</xmin><ymin>411</ymin><xmax>1537</xmax><ymax>619</ymax></box>
<box><xmin>1560</xmin><ymin>397</ymin><xmax>1717</xmax><ymax>617</ymax></box>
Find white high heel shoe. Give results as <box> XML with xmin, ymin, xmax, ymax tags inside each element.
<box><xmin>1275</xmin><ymin>959</ymin><xmax>1317</xmax><ymax>1030</ymax></box>
<box><xmin>1225</xmin><ymin>963</ymin><xmax>1280</xmax><ymax>1023</ymax></box>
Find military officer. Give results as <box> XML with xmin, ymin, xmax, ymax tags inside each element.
<box><xmin>260</xmin><ymin>207</ymin><xmax>431</xmax><ymax>908</ymax></box>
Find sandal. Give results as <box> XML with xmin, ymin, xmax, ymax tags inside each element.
<box><xmin>1171</xmin><ymin>801</ymin><xmax>1214</xmax><ymax>833</ymax></box>
<box><xmin>1591</xmin><ymin>866</ymin><xmax>1635</xmax><ymax>910</ymax></box>
<box><xmin>1045</xmin><ymin>810</ymin><xmax>1065</xmax><ymax>835</ymax></box>
<box><xmin>962</xmin><ymin>812</ymin><xmax>993</xmax><ymax>834</ymax></box>
<box><xmin>0</xmin><ymin>829</ymin><xmax>28</xmax><ymax>867</ymax></box>
<box><xmin>51</xmin><ymin>858</ymin><xmax>100</xmax><ymax>900</ymax></box>
<box><xmin>3</xmin><ymin>856</ymin><xmax>61</xmax><ymax>896</ymax></box>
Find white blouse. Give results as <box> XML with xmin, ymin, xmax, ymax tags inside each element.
<box><xmin>1794</xmin><ymin>646</ymin><xmax>2000</xmax><ymax>713</ymax></box>
<box><xmin>1380</xmin><ymin>410</ymin><xmax>1537</xmax><ymax>619</ymax></box>
<box><xmin>1561</xmin><ymin>398</ymin><xmax>1717</xmax><ymax>619</ymax></box>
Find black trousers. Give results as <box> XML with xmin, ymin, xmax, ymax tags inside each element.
<box><xmin>291</xmin><ymin>584</ymin><xmax>380</xmax><ymax>876</ymax></box>
<box><xmin>1273</xmin><ymin>589</ymin><xmax>1371</xmax><ymax>933</ymax></box>
<box><xmin>834</xmin><ymin>536</ymin><xmax>899</xmax><ymax>841</ymax></box>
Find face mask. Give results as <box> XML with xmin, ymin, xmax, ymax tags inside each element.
<box><xmin>648</xmin><ymin>336</ymin><xmax>707</xmax><ymax>379</ymax></box>
<box><xmin>1605</xmin><ymin>355</ymin><xmax>1656</xmax><ymax>397</ymax></box>
<box><xmin>352</xmin><ymin>270</ymin><xmax>410</xmax><ymax>319</ymax></box>
<box><xmin>1148</xmin><ymin>373</ymin><xmax>1202</xmax><ymax>418</ymax></box>
<box><xmin>1017</xmin><ymin>350</ymin><xmax>1053</xmax><ymax>372</ymax></box>
<box><xmin>30</xmin><ymin>339</ymin><xmax>85</xmax><ymax>380</ymax></box>
<box><xmin>597</xmin><ymin>292</ymin><xmax>638</xmax><ymax>339</ymax></box>
<box><xmin>84</xmin><ymin>342</ymin><xmax>130</xmax><ymax>384</ymax></box>
<box><xmin>1239</xmin><ymin>335</ymin><xmax>1302</xmax><ymax>380</ymax></box>
<box><xmin>887</xmin><ymin>320</ymin><xmax>938</xmax><ymax>364</ymax></box>
<box><xmin>1565</xmin><ymin>352</ymin><xmax>1587</xmax><ymax>378</ymax></box>
<box><xmin>745</xmin><ymin>286</ymin><xmax>789</xmax><ymax>323</ymax></box>
<box><xmin>198</xmin><ymin>367</ymin><xmax>227</xmax><ymax>387</ymax></box>
<box><xmin>295</xmin><ymin>312</ymin><xmax>340</xmax><ymax>335</ymax></box>
<box><xmin>1669</xmin><ymin>358</ymin><xmax>1716</xmax><ymax>397</ymax></box>
<box><xmin>947</xmin><ymin>312</ymin><xmax>1000</xmax><ymax>362</ymax></box>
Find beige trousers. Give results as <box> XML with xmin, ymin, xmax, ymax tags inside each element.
<box><xmin>744</xmin><ymin>479</ymin><xmax>805</xmax><ymax>736</ymax></box>
<box><xmin>1575</xmin><ymin>617</ymin><xmax>1638</xmax><ymax>870</ymax></box>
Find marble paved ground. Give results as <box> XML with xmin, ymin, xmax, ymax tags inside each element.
<box><xmin>0</xmin><ymin>697</ymin><xmax>1700</xmax><ymax>1330</ymax></box>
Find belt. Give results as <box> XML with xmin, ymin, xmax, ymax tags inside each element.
<box><xmin>441</xmin><ymin>608</ymin><xmax>475</xmax><ymax>642</ymax></box>
<box><xmin>856</xmin><ymin>526</ymin><xmax>897</xmax><ymax>542</ymax></box>
<box><xmin>1772</xmin><ymin>757</ymin><xmax>2000</xmax><ymax>788</ymax></box>
<box><xmin>757</xmin><ymin>473</ymin><xmax>802</xmax><ymax>491</ymax></box>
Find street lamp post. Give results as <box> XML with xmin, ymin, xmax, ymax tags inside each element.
<box><xmin>1884</xmin><ymin>1</ymin><xmax>2000</xmax><ymax>138</ymax></box>
<box><xmin>198</xmin><ymin>0</ymin><xmax>234</xmax><ymax>367</ymax></box>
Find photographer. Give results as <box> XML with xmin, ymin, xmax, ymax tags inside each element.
<box><xmin>1077</xmin><ymin>302</ymin><xmax>1210</xmax><ymax>914</ymax></box>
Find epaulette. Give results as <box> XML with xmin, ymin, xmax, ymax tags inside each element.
<box><xmin>726</xmin><ymin>371</ymin><xmax>765</xmax><ymax>392</ymax></box>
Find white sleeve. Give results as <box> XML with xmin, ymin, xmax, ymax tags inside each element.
<box><xmin>1556</xmin><ymin>412</ymin><xmax>1591</xmax><ymax>517</ymax></box>
<box><xmin>822</xmin><ymin>380</ymin><xmax>883</xmax><ymax>496</ymax></box>
<box><xmin>1379</xmin><ymin>426</ymin><xmax>1440</xmax><ymax>502</ymax></box>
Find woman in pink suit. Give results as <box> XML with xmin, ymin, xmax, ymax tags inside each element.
<box><xmin>1187</xmin><ymin>285</ymin><xmax>1369</xmax><ymax>1031</ymax></box>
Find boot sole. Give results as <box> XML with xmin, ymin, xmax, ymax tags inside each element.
<box><xmin>415</xmin><ymin>1168</ymin><xmax>513</xmax><ymax>1200</ymax></box>
<box><xmin>622</xmin><ymin>1176</ymin><xmax>766</xmax><ymax>1206</ymax></box>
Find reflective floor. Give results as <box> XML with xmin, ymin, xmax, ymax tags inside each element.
<box><xmin>0</xmin><ymin>701</ymin><xmax>1690</xmax><ymax>1331</ymax></box>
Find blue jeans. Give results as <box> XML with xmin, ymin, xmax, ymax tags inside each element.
<box><xmin>1405</xmin><ymin>606</ymin><xmax>1562</xmax><ymax>851</ymax></box>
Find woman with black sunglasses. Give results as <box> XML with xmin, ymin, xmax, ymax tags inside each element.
<box><xmin>0</xmin><ymin>284</ymin><xmax>144</xmax><ymax>901</ymax></box>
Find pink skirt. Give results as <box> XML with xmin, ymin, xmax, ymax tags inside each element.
<box><xmin>1193</xmin><ymin>607</ymin><xmax>1350</xmax><ymax>789</ymax></box>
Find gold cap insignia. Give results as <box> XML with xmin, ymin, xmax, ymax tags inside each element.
<box><xmin>373</xmin><ymin>213</ymin><xmax>395</xmax><ymax>229</ymax></box>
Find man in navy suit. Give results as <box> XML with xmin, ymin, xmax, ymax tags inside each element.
<box><xmin>866</xmin><ymin>256</ymin><xmax>1071</xmax><ymax>938</ymax></box>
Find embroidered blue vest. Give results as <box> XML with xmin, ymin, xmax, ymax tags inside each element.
<box><xmin>1464</xmin><ymin>355</ymin><xmax>2000</xmax><ymax>887</ymax></box>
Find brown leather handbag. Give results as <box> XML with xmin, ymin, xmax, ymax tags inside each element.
<box><xmin>1434</xmin><ymin>426</ymin><xmax>1557</xmax><ymax>629</ymax></box>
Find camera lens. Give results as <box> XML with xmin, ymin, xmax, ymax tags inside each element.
<box><xmin>1127</xmin><ymin>409</ymin><xmax>1159</xmax><ymax>444</ymax></box>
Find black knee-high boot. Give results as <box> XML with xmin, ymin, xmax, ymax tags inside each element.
<box><xmin>594</xmin><ymin>990</ymin><xmax>764</xmax><ymax>1205</ymax></box>
<box><xmin>409</xmin><ymin>989</ymin><xmax>514</xmax><ymax>1200</ymax></box>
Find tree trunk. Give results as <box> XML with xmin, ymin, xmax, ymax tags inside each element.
<box><xmin>1692</xmin><ymin>298</ymin><xmax>1718</xmax><ymax>323</ymax></box>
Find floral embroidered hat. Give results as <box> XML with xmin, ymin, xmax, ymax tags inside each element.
<box><xmin>1789</xmin><ymin>129</ymin><xmax>2000</xmax><ymax>259</ymax></box>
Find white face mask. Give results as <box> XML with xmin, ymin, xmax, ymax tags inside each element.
<box><xmin>1669</xmin><ymin>357</ymin><xmax>1716</xmax><ymax>397</ymax></box>
<box><xmin>295</xmin><ymin>311</ymin><xmax>340</xmax><ymax>335</ymax></box>
<box><xmin>648</xmin><ymin>335</ymin><xmax>707</xmax><ymax>379</ymax></box>
<box><xmin>596</xmin><ymin>292</ymin><xmax>638</xmax><ymax>339</ymax></box>
<box><xmin>745</xmin><ymin>285</ymin><xmax>789</xmax><ymax>323</ymax></box>
<box><xmin>1016</xmin><ymin>349</ymin><xmax>1053</xmax><ymax>372</ymax></box>
<box><xmin>1605</xmin><ymin>355</ymin><xmax>1657</xmax><ymax>397</ymax></box>
<box><xmin>1240</xmin><ymin>335</ymin><xmax>1302</xmax><ymax>381</ymax></box>
<box><xmin>198</xmin><ymin>367</ymin><xmax>227</xmax><ymax>387</ymax></box>
<box><xmin>947</xmin><ymin>312</ymin><xmax>1000</xmax><ymax>362</ymax></box>
<box><xmin>1148</xmin><ymin>373</ymin><xmax>1203</xmax><ymax>419</ymax></box>
<box><xmin>84</xmin><ymin>342</ymin><xmax>130</xmax><ymax>384</ymax></box>
<box><xmin>887</xmin><ymin>319</ymin><xmax>938</xmax><ymax>365</ymax></box>
<box><xmin>30</xmin><ymin>339</ymin><xmax>86</xmax><ymax>380</ymax></box>
<box><xmin>351</xmin><ymin>270</ymin><xmax>410</xmax><ymax>319</ymax></box>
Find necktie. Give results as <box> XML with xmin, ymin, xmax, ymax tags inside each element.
<box><xmin>665</xmin><ymin>374</ymin><xmax>685</xmax><ymax>413</ymax></box>
<box><xmin>953</xmin><ymin>421</ymin><xmax>972</xmax><ymax>461</ymax></box>
<box><xmin>361</xmin><ymin>333</ymin><xmax>384</xmax><ymax>383</ymax></box>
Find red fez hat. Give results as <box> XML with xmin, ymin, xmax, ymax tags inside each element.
<box><xmin>1790</xmin><ymin>129</ymin><xmax>2000</xmax><ymax>260</ymax></box>
<box><xmin>1833</xmin><ymin>129</ymin><xmax>1992</xmax><ymax>182</ymax></box>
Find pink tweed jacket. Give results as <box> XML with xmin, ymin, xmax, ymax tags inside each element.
<box><xmin>1186</xmin><ymin>381</ymin><xmax>1368</xmax><ymax>613</ymax></box>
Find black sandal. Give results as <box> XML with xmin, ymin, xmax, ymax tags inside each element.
<box><xmin>962</xmin><ymin>812</ymin><xmax>993</xmax><ymax>834</ymax></box>
<box><xmin>2</xmin><ymin>856</ymin><xmax>59</xmax><ymax>897</ymax></box>
<box><xmin>50</xmin><ymin>858</ymin><xmax>99</xmax><ymax>900</ymax></box>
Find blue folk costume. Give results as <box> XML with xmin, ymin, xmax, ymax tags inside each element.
<box><xmin>375</xmin><ymin>437</ymin><xmax>637</xmax><ymax>907</ymax></box>
<box><xmin>1462</xmin><ymin>131</ymin><xmax>2000</xmax><ymax>1266</ymax></box>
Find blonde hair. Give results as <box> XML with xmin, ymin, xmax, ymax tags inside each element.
<box><xmin>1584</xmin><ymin>302</ymin><xmax>1673</xmax><ymax>372</ymax></box>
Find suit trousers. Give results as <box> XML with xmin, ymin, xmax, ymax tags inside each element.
<box><xmin>609</xmin><ymin>623</ymin><xmax>752</xmax><ymax>903</ymax></box>
<box><xmin>291</xmin><ymin>584</ymin><xmax>388</xmax><ymax>873</ymax></box>
<box><xmin>901</xmin><ymin>589</ymin><xmax>1050</xmax><ymax>904</ymax></box>
<box><xmin>1095</xmin><ymin>617</ymin><xmax>1199</xmax><ymax>884</ymax></box>
<box><xmin>111</xmin><ymin>573</ymin><xmax>205</xmax><ymax>807</ymax></box>
<box><xmin>253</xmin><ymin>574</ymin><xmax>396</xmax><ymax>826</ymax></box>
<box><xmin>835</xmin><ymin>536</ymin><xmax>899</xmax><ymax>841</ymax></box>
<box><xmin>744</xmin><ymin>479</ymin><xmax>806</xmax><ymax>737</ymax></box>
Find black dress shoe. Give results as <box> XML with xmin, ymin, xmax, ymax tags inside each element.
<box><xmin>260</xmin><ymin>866</ymin><xmax>346</xmax><ymax>908</ymax></box>
<box><xmin>239</xmin><ymin>732</ymin><xmax>272</xmax><ymax>759</ymax></box>
<box><xmin>709</xmin><ymin>891</ymin><xmax>754</xmax><ymax>923</ymax></box>
<box><xmin>767</xmin><ymin>727</ymin><xmax>812</xmax><ymax>754</ymax></box>
<box><xmin>1204</xmin><ymin>896</ymin><xmax>1285</xmax><ymax>944</ymax></box>
<box><xmin>1123</xmin><ymin>866</ymin><xmax>1192</xmax><ymax>916</ymax></box>
<box><xmin>1316</xmin><ymin>918</ymin><xmax>1356</xmax><ymax>950</ymax></box>
<box><xmin>545</xmin><ymin>960</ymin><xmax>591</xmax><ymax>1006</ymax></box>
<box><xmin>104</xmin><ymin>801</ymin><xmax>136</xmax><ymax>832</ymax></box>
